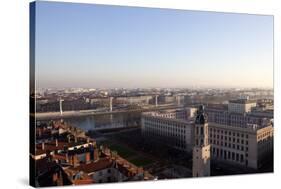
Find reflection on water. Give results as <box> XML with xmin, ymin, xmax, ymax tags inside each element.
<box><xmin>63</xmin><ymin>112</ymin><xmax>141</xmax><ymax>131</ymax></box>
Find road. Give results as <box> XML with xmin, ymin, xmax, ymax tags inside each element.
<box><xmin>32</xmin><ymin>104</ymin><xmax>184</xmax><ymax>120</ymax></box>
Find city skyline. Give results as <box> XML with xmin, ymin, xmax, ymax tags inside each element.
<box><xmin>35</xmin><ymin>1</ymin><xmax>273</xmax><ymax>89</ymax></box>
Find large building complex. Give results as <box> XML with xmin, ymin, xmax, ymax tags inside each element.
<box><xmin>141</xmin><ymin>99</ymin><xmax>273</xmax><ymax>170</ymax></box>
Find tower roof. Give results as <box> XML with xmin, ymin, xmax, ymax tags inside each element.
<box><xmin>195</xmin><ymin>105</ymin><xmax>208</xmax><ymax>124</ymax></box>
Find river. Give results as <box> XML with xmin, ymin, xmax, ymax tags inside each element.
<box><xmin>55</xmin><ymin>112</ymin><xmax>142</xmax><ymax>131</ymax></box>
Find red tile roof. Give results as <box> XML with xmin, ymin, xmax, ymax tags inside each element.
<box><xmin>74</xmin><ymin>158</ymin><xmax>113</xmax><ymax>173</ymax></box>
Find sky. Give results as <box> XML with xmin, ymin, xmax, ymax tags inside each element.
<box><xmin>34</xmin><ymin>1</ymin><xmax>274</xmax><ymax>89</ymax></box>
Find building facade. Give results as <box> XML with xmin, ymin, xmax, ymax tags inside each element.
<box><xmin>208</xmin><ymin>123</ymin><xmax>273</xmax><ymax>169</ymax></box>
<box><xmin>141</xmin><ymin>105</ymin><xmax>273</xmax><ymax>169</ymax></box>
<box><xmin>141</xmin><ymin>108</ymin><xmax>195</xmax><ymax>152</ymax></box>
<box><xmin>228</xmin><ymin>99</ymin><xmax>257</xmax><ymax>114</ymax></box>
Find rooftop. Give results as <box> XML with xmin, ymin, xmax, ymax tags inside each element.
<box><xmin>229</xmin><ymin>99</ymin><xmax>256</xmax><ymax>104</ymax></box>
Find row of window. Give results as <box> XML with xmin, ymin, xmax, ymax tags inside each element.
<box><xmin>210</xmin><ymin>140</ymin><xmax>249</xmax><ymax>152</ymax></box>
<box><xmin>209</xmin><ymin>135</ymin><xmax>249</xmax><ymax>145</ymax></box>
<box><xmin>209</xmin><ymin>128</ymin><xmax>249</xmax><ymax>138</ymax></box>
<box><xmin>211</xmin><ymin>147</ymin><xmax>248</xmax><ymax>165</ymax></box>
<box><xmin>143</xmin><ymin>128</ymin><xmax>186</xmax><ymax>140</ymax></box>
<box><xmin>143</xmin><ymin>130</ymin><xmax>186</xmax><ymax>149</ymax></box>
<box><xmin>257</xmin><ymin>131</ymin><xmax>272</xmax><ymax>140</ymax></box>
<box><xmin>144</xmin><ymin>120</ymin><xmax>186</xmax><ymax>134</ymax></box>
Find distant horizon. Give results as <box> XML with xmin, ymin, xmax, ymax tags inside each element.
<box><xmin>37</xmin><ymin>86</ymin><xmax>274</xmax><ymax>90</ymax></box>
<box><xmin>34</xmin><ymin>1</ymin><xmax>274</xmax><ymax>89</ymax></box>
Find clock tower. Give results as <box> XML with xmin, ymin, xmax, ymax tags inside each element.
<box><xmin>192</xmin><ymin>105</ymin><xmax>211</xmax><ymax>177</ymax></box>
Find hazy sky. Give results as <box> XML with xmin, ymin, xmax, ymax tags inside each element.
<box><xmin>34</xmin><ymin>1</ymin><xmax>273</xmax><ymax>89</ymax></box>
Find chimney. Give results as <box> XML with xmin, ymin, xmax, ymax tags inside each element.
<box><xmin>74</xmin><ymin>136</ymin><xmax>77</xmax><ymax>143</ymax></box>
<box><xmin>94</xmin><ymin>149</ymin><xmax>99</xmax><ymax>161</ymax></box>
<box><xmin>42</xmin><ymin>142</ymin><xmax>45</xmax><ymax>150</ymax></box>
<box><xmin>38</xmin><ymin>129</ymin><xmax>42</xmax><ymax>137</ymax></box>
<box><xmin>87</xmin><ymin>137</ymin><xmax>90</xmax><ymax>143</ymax></box>
<box><xmin>68</xmin><ymin>136</ymin><xmax>71</xmax><ymax>143</ymax></box>
<box><xmin>73</xmin><ymin>154</ymin><xmax>78</xmax><ymax>167</ymax></box>
<box><xmin>55</xmin><ymin>139</ymin><xmax>58</xmax><ymax>147</ymax></box>
<box><xmin>86</xmin><ymin>152</ymin><xmax>91</xmax><ymax>163</ymax></box>
<box><xmin>65</xmin><ymin>153</ymin><xmax>69</xmax><ymax>163</ymax></box>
